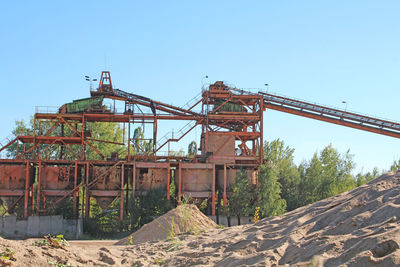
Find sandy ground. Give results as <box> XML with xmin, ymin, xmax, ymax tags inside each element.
<box><xmin>1</xmin><ymin>171</ymin><xmax>400</xmax><ymax>266</ymax></box>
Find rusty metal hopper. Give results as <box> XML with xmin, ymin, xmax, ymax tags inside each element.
<box><xmin>91</xmin><ymin>166</ymin><xmax>121</xmax><ymax>211</ymax></box>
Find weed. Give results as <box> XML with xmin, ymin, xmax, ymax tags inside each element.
<box><xmin>178</xmin><ymin>198</ymin><xmax>203</xmax><ymax>235</ymax></box>
<box><xmin>0</xmin><ymin>258</ymin><xmax>11</xmax><ymax>267</ymax></box>
<box><xmin>47</xmin><ymin>260</ymin><xmax>75</xmax><ymax>267</ymax></box>
<box><xmin>1</xmin><ymin>248</ymin><xmax>16</xmax><ymax>261</ymax></box>
<box><xmin>0</xmin><ymin>247</ymin><xmax>16</xmax><ymax>266</ymax></box>
<box><xmin>254</xmin><ymin>206</ymin><xmax>260</xmax><ymax>224</ymax></box>
<box><xmin>167</xmin><ymin>217</ymin><xmax>182</xmax><ymax>252</ymax></box>
<box><xmin>153</xmin><ymin>258</ymin><xmax>166</xmax><ymax>265</ymax></box>
<box><xmin>306</xmin><ymin>255</ymin><xmax>324</xmax><ymax>267</ymax></box>
<box><xmin>181</xmin><ymin>203</ymin><xmax>203</xmax><ymax>235</ymax></box>
<box><xmin>120</xmin><ymin>234</ymin><xmax>134</xmax><ymax>246</ymax></box>
<box><xmin>167</xmin><ymin>239</ymin><xmax>182</xmax><ymax>252</ymax></box>
<box><xmin>33</xmin><ymin>239</ymin><xmax>48</xmax><ymax>247</ymax></box>
<box><xmin>180</xmin><ymin>195</ymin><xmax>192</xmax><ymax>206</ymax></box>
<box><xmin>199</xmin><ymin>198</ymin><xmax>208</xmax><ymax>211</ymax></box>
<box><xmin>33</xmin><ymin>234</ymin><xmax>69</xmax><ymax>250</ymax></box>
<box><xmin>167</xmin><ymin>217</ymin><xmax>177</xmax><ymax>241</ymax></box>
<box><xmin>180</xmin><ymin>205</ymin><xmax>191</xmax><ymax>230</ymax></box>
<box><xmin>166</xmin><ymin>200</ymin><xmax>204</xmax><ymax>251</ymax></box>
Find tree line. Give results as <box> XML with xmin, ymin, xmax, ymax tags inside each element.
<box><xmin>226</xmin><ymin>139</ymin><xmax>396</xmax><ymax>219</ymax></box>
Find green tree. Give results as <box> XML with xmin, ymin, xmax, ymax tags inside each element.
<box><xmin>390</xmin><ymin>160</ymin><xmax>400</xmax><ymax>171</ymax></box>
<box><xmin>6</xmin><ymin>119</ymin><xmax>32</xmax><ymax>158</ymax></box>
<box><xmin>256</xmin><ymin>163</ymin><xmax>286</xmax><ymax>217</ymax></box>
<box><xmin>6</xmin><ymin>118</ymin><xmax>125</xmax><ymax>160</ymax></box>
<box><xmin>131</xmin><ymin>127</ymin><xmax>153</xmax><ymax>155</ymax></box>
<box><xmin>320</xmin><ymin>145</ymin><xmax>356</xmax><ymax>195</ymax></box>
<box><xmin>144</xmin><ymin>139</ymin><xmax>153</xmax><ymax>155</ymax></box>
<box><xmin>6</xmin><ymin>117</ymin><xmax>51</xmax><ymax>158</ymax></box>
<box><xmin>356</xmin><ymin>167</ymin><xmax>380</xmax><ymax>186</ymax></box>
<box><xmin>187</xmin><ymin>141</ymin><xmax>197</xmax><ymax>157</ymax></box>
<box><xmin>298</xmin><ymin>154</ymin><xmax>323</xmax><ymax>206</ymax></box>
<box><xmin>86</xmin><ymin>122</ymin><xmax>125</xmax><ymax>160</ymax></box>
<box><xmin>298</xmin><ymin>145</ymin><xmax>356</xmax><ymax>206</ymax></box>
<box><xmin>132</xmin><ymin>127</ymin><xmax>145</xmax><ymax>154</ymax></box>
<box><xmin>263</xmin><ymin>139</ymin><xmax>300</xmax><ymax>211</ymax></box>
<box><xmin>229</xmin><ymin>170</ymin><xmax>254</xmax><ymax>217</ymax></box>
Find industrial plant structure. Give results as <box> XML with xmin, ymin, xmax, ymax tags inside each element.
<box><xmin>1</xmin><ymin>71</ymin><xmax>400</xmax><ymax>221</ymax></box>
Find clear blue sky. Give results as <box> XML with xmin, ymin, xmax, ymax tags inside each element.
<box><xmin>1</xmin><ymin>1</ymin><xmax>400</xmax><ymax>173</ymax></box>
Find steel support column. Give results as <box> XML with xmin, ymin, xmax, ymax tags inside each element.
<box><xmin>24</xmin><ymin>161</ymin><xmax>29</xmax><ymax>218</ymax></box>
<box><xmin>120</xmin><ymin>164</ymin><xmax>124</xmax><ymax>221</ymax></box>
<box><xmin>223</xmin><ymin>164</ymin><xmax>227</xmax><ymax>206</ymax></box>
<box><xmin>36</xmin><ymin>162</ymin><xmax>42</xmax><ymax>214</ymax></box>
<box><xmin>85</xmin><ymin>162</ymin><xmax>90</xmax><ymax>219</ymax></box>
<box><xmin>128</xmin><ymin>115</ymin><xmax>131</xmax><ymax>159</ymax></box>
<box><xmin>260</xmin><ymin>96</ymin><xmax>264</xmax><ymax>164</ymax></box>
<box><xmin>73</xmin><ymin>161</ymin><xmax>78</xmax><ymax>218</ymax></box>
<box><xmin>212</xmin><ymin>163</ymin><xmax>216</xmax><ymax>215</ymax></box>
<box><xmin>178</xmin><ymin>161</ymin><xmax>182</xmax><ymax>204</ymax></box>
<box><xmin>132</xmin><ymin>161</ymin><xmax>136</xmax><ymax>198</ymax></box>
<box><xmin>167</xmin><ymin>163</ymin><xmax>170</xmax><ymax>200</ymax></box>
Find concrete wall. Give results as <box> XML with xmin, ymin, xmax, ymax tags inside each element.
<box><xmin>208</xmin><ymin>215</ymin><xmax>253</xmax><ymax>226</ymax></box>
<box><xmin>0</xmin><ymin>215</ymin><xmax>82</xmax><ymax>239</ymax></box>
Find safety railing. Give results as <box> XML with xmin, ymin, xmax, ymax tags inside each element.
<box><xmin>260</xmin><ymin>90</ymin><xmax>400</xmax><ymax>127</ymax></box>
<box><xmin>181</xmin><ymin>91</ymin><xmax>203</xmax><ymax>111</ymax></box>
<box><xmin>261</xmin><ymin>92</ymin><xmax>400</xmax><ymax>132</ymax></box>
<box><xmin>35</xmin><ymin>106</ymin><xmax>59</xmax><ymax>114</ymax></box>
<box><xmin>156</xmin><ymin>120</ymin><xmax>198</xmax><ymax>151</ymax></box>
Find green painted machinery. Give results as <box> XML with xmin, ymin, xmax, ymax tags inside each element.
<box><xmin>59</xmin><ymin>96</ymin><xmax>105</xmax><ymax>113</ymax></box>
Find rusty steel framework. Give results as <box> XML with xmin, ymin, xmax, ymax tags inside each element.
<box><xmin>0</xmin><ymin>71</ymin><xmax>399</xmax><ymax>221</ymax></box>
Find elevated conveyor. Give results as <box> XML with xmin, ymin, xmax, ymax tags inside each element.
<box><xmin>259</xmin><ymin>91</ymin><xmax>400</xmax><ymax>139</ymax></box>
<box><xmin>90</xmin><ymin>71</ymin><xmax>202</xmax><ymax>117</ymax></box>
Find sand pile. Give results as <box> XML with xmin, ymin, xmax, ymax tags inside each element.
<box><xmin>114</xmin><ymin>171</ymin><xmax>400</xmax><ymax>266</ymax></box>
<box><xmin>2</xmin><ymin>171</ymin><xmax>400</xmax><ymax>266</ymax></box>
<box><xmin>115</xmin><ymin>204</ymin><xmax>217</xmax><ymax>245</ymax></box>
<box><xmin>0</xmin><ymin>236</ymin><xmax>94</xmax><ymax>266</ymax></box>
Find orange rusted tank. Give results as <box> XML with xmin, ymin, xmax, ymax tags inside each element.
<box><xmin>135</xmin><ymin>168</ymin><xmax>168</xmax><ymax>191</ymax></box>
<box><xmin>182</xmin><ymin>169</ymin><xmax>212</xmax><ymax>192</ymax></box>
<box><xmin>39</xmin><ymin>164</ymin><xmax>82</xmax><ymax>211</ymax></box>
<box><xmin>181</xmin><ymin>163</ymin><xmax>213</xmax><ymax>196</ymax></box>
<box><xmin>40</xmin><ymin>165</ymin><xmax>79</xmax><ymax>190</ymax></box>
<box><xmin>0</xmin><ymin>164</ymin><xmax>33</xmax><ymax>212</ymax></box>
<box><xmin>134</xmin><ymin>162</ymin><xmax>169</xmax><ymax>192</ymax></box>
<box><xmin>91</xmin><ymin>166</ymin><xmax>121</xmax><ymax>210</ymax></box>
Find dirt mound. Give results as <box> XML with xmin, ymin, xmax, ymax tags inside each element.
<box><xmin>115</xmin><ymin>204</ymin><xmax>217</xmax><ymax>245</ymax></box>
<box><xmin>3</xmin><ymin>171</ymin><xmax>400</xmax><ymax>266</ymax></box>
<box><xmin>0</xmin><ymin>236</ymin><xmax>93</xmax><ymax>267</ymax></box>
<box><xmin>152</xmin><ymin>170</ymin><xmax>400</xmax><ymax>266</ymax></box>
<box><xmin>113</xmin><ymin>171</ymin><xmax>400</xmax><ymax>266</ymax></box>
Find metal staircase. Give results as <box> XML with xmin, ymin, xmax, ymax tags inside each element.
<box><xmin>156</xmin><ymin>120</ymin><xmax>199</xmax><ymax>153</ymax></box>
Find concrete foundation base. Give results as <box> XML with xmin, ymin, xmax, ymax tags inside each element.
<box><xmin>0</xmin><ymin>216</ymin><xmax>82</xmax><ymax>239</ymax></box>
